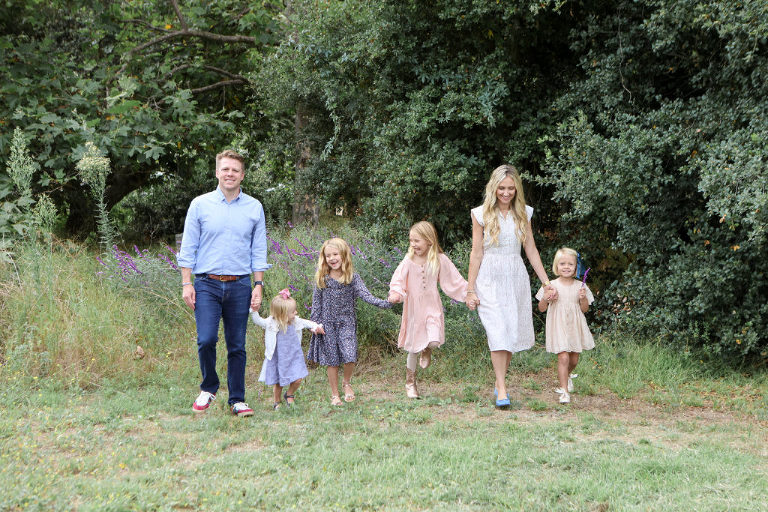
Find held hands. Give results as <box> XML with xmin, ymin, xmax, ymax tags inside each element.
<box><xmin>466</xmin><ymin>291</ymin><xmax>480</xmax><ymax>311</ymax></box>
<box><xmin>388</xmin><ymin>291</ymin><xmax>403</xmax><ymax>304</ymax></box>
<box><xmin>578</xmin><ymin>288</ymin><xmax>587</xmax><ymax>300</ymax></box>
<box><xmin>312</xmin><ymin>324</ymin><xmax>325</xmax><ymax>335</ymax></box>
<box><xmin>544</xmin><ymin>284</ymin><xmax>559</xmax><ymax>302</ymax></box>
<box><xmin>251</xmin><ymin>286</ymin><xmax>263</xmax><ymax>311</ymax></box>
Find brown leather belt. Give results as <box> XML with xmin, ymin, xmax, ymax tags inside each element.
<box><xmin>205</xmin><ymin>274</ymin><xmax>245</xmax><ymax>282</ymax></box>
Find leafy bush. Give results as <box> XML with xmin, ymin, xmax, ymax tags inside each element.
<box><xmin>257</xmin><ymin>0</ymin><xmax>767</xmax><ymax>362</ymax></box>
<box><xmin>540</xmin><ymin>1</ymin><xmax>768</xmax><ymax>360</ymax></box>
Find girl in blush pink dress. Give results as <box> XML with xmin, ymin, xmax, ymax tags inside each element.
<box><xmin>536</xmin><ymin>247</ymin><xmax>595</xmax><ymax>405</ymax></box>
<box><xmin>388</xmin><ymin>221</ymin><xmax>468</xmax><ymax>398</ymax></box>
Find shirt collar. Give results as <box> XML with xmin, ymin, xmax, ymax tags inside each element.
<box><xmin>215</xmin><ymin>186</ymin><xmax>242</xmax><ymax>203</ymax></box>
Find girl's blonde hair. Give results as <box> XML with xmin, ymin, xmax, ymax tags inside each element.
<box><xmin>552</xmin><ymin>247</ymin><xmax>579</xmax><ymax>276</ymax></box>
<box><xmin>270</xmin><ymin>293</ymin><xmax>297</xmax><ymax>333</ymax></box>
<box><xmin>315</xmin><ymin>237</ymin><xmax>354</xmax><ymax>288</ymax></box>
<box><xmin>481</xmin><ymin>165</ymin><xmax>528</xmax><ymax>247</ymax></box>
<box><xmin>406</xmin><ymin>221</ymin><xmax>443</xmax><ymax>276</ymax></box>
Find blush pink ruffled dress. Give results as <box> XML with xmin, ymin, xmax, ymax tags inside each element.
<box><xmin>535</xmin><ymin>279</ymin><xmax>595</xmax><ymax>353</ymax></box>
<box><xmin>389</xmin><ymin>253</ymin><xmax>468</xmax><ymax>353</ymax></box>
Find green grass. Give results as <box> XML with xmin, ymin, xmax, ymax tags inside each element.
<box><xmin>2</xmin><ymin>240</ymin><xmax>767</xmax><ymax>510</ymax></box>
<box><xmin>2</xmin><ymin>373</ymin><xmax>766</xmax><ymax>511</ymax></box>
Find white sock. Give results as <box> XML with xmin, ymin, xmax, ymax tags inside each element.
<box><xmin>406</xmin><ymin>352</ymin><xmax>419</xmax><ymax>371</ymax></box>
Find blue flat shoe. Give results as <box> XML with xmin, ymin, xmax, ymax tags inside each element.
<box><xmin>495</xmin><ymin>397</ymin><xmax>510</xmax><ymax>408</ymax></box>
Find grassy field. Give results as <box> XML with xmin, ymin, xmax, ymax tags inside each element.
<box><xmin>1</xmin><ymin>239</ymin><xmax>767</xmax><ymax>511</ymax></box>
<box><xmin>3</xmin><ymin>348</ymin><xmax>767</xmax><ymax>511</ymax></box>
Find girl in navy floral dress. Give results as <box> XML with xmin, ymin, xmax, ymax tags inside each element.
<box><xmin>307</xmin><ymin>238</ymin><xmax>392</xmax><ymax>405</ymax></box>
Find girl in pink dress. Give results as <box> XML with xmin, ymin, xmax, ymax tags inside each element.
<box><xmin>388</xmin><ymin>221</ymin><xmax>468</xmax><ymax>398</ymax></box>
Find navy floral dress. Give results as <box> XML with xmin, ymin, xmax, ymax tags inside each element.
<box><xmin>307</xmin><ymin>273</ymin><xmax>391</xmax><ymax>366</ymax></box>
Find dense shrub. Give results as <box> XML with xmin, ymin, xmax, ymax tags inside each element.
<box><xmin>540</xmin><ymin>1</ymin><xmax>768</xmax><ymax>360</ymax></box>
<box><xmin>260</xmin><ymin>0</ymin><xmax>768</xmax><ymax>361</ymax></box>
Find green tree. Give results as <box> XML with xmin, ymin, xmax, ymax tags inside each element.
<box><xmin>0</xmin><ymin>0</ymin><xmax>281</xmax><ymax>235</ymax></box>
<box><xmin>541</xmin><ymin>0</ymin><xmax>768</xmax><ymax>359</ymax></box>
<box><xmin>261</xmin><ymin>0</ymin><xmax>767</xmax><ymax>359</ymax></box>
<box><xmin>258</xmin><ymin>0</ymin><xmax>576</xmax><ymax>243</ymax></box>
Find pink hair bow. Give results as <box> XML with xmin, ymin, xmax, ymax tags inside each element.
<box><xmin>278</xmin><ymin>288</ymin><xmax>291</xmax><ymax>300</ymax></box>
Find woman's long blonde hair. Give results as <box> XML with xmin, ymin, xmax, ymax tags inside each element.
<box><xmin>314</xmin><ymin>238</ymin><xmax>354</xmax><ymax>288</ymax></box>
<box><xmin>406</xmin><ymin>221</ymin><xmax>443</xmax><ymax>276</ymax></box>
<box><xmin>481</xmin><ymin>164</ymin><xmax>528</xmax><ymax>247</ymax></box>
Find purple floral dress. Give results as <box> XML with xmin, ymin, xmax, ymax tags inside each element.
<box><xmin>307</xmin><ymin>273</ymin><xmax>391</xmax><ymax>366</ymax></box>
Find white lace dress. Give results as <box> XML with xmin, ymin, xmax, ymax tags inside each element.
<box><xmin>471</xmin><ymin>205</ymin><xmax>535</xmax><ymax>353</ymax></box>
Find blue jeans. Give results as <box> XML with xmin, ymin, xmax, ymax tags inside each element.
<box><xmin>194</xmin><ymin>275</ymin><xmax>251</xmax><ymax>405</ymax></box>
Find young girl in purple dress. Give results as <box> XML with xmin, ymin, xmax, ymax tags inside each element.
<box><xmin>307</xmin><ymin>238</ymin><xmax>392</xmax><ymax>406</ymax></box>
<box><xmin>251</xmin><ymin>289</ymin><xmax>324</xmax><ymax>410</ymax></box>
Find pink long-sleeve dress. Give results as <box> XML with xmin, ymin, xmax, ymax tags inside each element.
<box><xmin>389</xmin><ymin>253</ymin><xmax>468</xmax><ymax>353</ymax></box>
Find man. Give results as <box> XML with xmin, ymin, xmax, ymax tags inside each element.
<box><xmin>177</xmin><ymin>150</ymin><xmax>270</xmax><ymax>416</ymax></box>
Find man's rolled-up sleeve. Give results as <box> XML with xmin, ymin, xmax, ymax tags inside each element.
<box><xmin>250</xmin><ymin>202</ymin><xmax>271</xmax><ymax>272</ymax></box>
<box><xmin>177</xmin><ymin>200</ymin><xmax>200</xmax><ymax>269</ymax></box>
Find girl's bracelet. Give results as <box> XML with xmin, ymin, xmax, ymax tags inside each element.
<box><xmin>467</xmin><ymin>289</ymin><xmax>476</xmax><ymax>294</ymax></box>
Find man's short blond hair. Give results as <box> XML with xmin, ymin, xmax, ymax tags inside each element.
<box><xmin>216</xmin><ymin>150</ymin><xmax>245</xmax><ymax>169</ymax></box>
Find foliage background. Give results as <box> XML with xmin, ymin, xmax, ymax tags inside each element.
<box><xmin>1</xmin><ymin>0</ymin><xmax>767</xmax><ymax>361</ymax></box>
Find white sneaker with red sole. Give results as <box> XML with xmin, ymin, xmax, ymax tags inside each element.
<box><xmin>230</xmin><ymin>402</ymin><xmax>254</xmax><ymax>417</ymax></box>
<box><xmin>193</xmin><ymin>391</ymin><xmax>216</xmax><ymax>413</ymax></box>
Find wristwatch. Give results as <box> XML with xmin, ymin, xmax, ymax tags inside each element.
<box><xmin>253</xmin><ymin>280</ymin><xmax>264</xmax><ymax>287</ymax></box>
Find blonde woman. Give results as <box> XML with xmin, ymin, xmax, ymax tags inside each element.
<box><xmin>388</xmin><ymin>221</ymin><xmax>468</xmax><ymax>398</ymax></box>
<box><xmin>467</xmin><ymin>165</ymin><xmax>556</xmax><ymax>408</ymax></box>
<box><xmin>307</xmin><ymin>238</ymin><xmax>392</xmax><ymax>405</ymax></box>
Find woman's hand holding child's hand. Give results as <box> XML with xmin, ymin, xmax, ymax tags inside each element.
<box><xmin>312</xmin><ymin>324</ymin><xmax>325</xmax><ymax>335</ymax></box>
<box><xmin>544</xmin><ymin>284</ymin><xmax>559</xmax><ymax>302</ymax></box>
<box><xmin>578</xmin><ymin>288</ymin><xmax>587</xmax><ymax>300</ymax></box>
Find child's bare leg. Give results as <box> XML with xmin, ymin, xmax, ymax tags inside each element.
<box><xmin>285</xmin><ymin>378</ymin><xmax>301</xmax><ymax>404</ymax></box>
<box><xmin>557</xmin><ymin>352</ymin><xmax>570</xmax><ymax>391</ymax></box>
<box><xmin>490</xmin><ymin>350</ymin><xmax>510</xmax><ymax>400</ymax></box>
<box><xmin>569</xmin><ymin>353</ymin><xmax>580</xmax><ymax>374</ymax></box>
<box><xmin>273</xmin><ymin>384</ymin><xmax>282</xmax><ymax>405</ymax></box>
<box><xmin>327</xmin><ymin>366</ymin><xmax>341</xmax><ymax>404</ymax></box>
<box><xmin>342</xmin><ymin>363</ymin><xmax>356</xmax><ymax>402</ymax></box>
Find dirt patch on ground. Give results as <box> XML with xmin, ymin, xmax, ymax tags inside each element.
<box><xmin>343</xmin><ymin>364</ymin><xmax>767</xmax><ymax>453</ymax></box>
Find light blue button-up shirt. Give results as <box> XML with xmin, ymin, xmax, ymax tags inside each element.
<box><xmin>177</xmin><ymin>187</ymin><xmax>271</xmax><ymax>275</ymax></box>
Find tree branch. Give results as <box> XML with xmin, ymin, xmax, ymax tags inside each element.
<box><xmin>168</xmin><ymin>0</ymin><xmax>188</xmax><ymax>30</ymax></box>
<box><xmin>166</xmin><ymin>64</ymin><xmax>249</xmax><ymax>82</ymax></box>
<box><xmin>122</xmin><ymin>19</ymin><xmax>169</xmax><ymax>33</ymax></box>
<box><xmin>114</xmin><ymin>29</ymin><xmax>257</xmax><ymax>77</ymax></box>
<box><xmin>126</xmin><ymin>29</ymin><xmax>256</xmax><ymax>59</ymax></box>
<box><xmin>189</xmin><ymin>79</ymin><xmax>246</xmax><ymax>94</ymax></box>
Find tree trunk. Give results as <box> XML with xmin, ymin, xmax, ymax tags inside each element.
<box><xmin>292</xmin><ymin>103</ymin><xmax>319</xmax><ymax>226</ymax></box>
